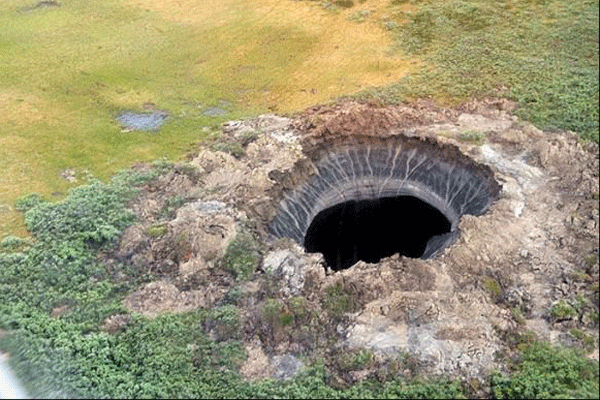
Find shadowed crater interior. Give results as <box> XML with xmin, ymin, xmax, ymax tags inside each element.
<box><xmin>304</xmin><ymin>196</ymin><xmax>452</xmax><ymax>271</ymax></box>
<box><xmin>269</xmin><ymin>134</ymin><xmax>501</xmax><ymax>271</ymax></box>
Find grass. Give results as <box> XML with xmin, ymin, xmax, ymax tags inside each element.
<box><xmin>0</xmin><ymin>160</ymin><xmax>597</xmax><ymax>399</ymax></box>
<box><xmin>364</xmin><ymin>0</ymin><xmax>599</xmax><ymax>142</ymax></box>
<box><xmin>0</xmin><ymin>1</ymin><xmax>598</xmax><ymax>396</ymax></box>
<box><xmin>0</xmin><ymin>0</ymin><xmax>416</xmax><ymax>238</ymax></box>
<box><xmin>2</xmin><ymin>0</ymin><xmax>597</xmax><ymax>239</ymax></box>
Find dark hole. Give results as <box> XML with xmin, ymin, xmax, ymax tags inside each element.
<box><xmin>304</xmin><ymin>196</ymin><xmax>451</xmax><ymax>271</ymax></box>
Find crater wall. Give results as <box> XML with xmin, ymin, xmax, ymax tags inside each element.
<box><xmin>269</xmin><ymin>134</ymin><xmax>501</xmax><ymax>256</ymax></box>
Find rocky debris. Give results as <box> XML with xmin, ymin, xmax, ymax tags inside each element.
<box><xmin>60</xmin><ymin>168</ymin><xmax>77</xmax><ymax>182</ymax></box>
<box><xmin>339</xmin><ymin>259</ymin><xmax>503</xmax><ymax>376</ymax></box>
<box><xmin>240</xmin><ymin>341</ymin><xmax>273</xmax><ymax>381</ymax></box>
<box><xmin>262</xmin><ymin>244</ymin><xmax>324</xmax><ymax>297</ymax></box>
<box><xmin>271</xmin><ymin>354</ymin><xmax>304</xmax><ymax>381</ymax></box>
<box><xmin>121</xmin><ymin>199</ymin><xmax>241</xmax><ymax>314</ymax></box>
<box><xmin>345</xmin><ymin>315</ymin><xmax>408</xmax><ymax>357</ymax></box>
<box><xmin>124</xmin><ymin>281</ymin><xmax>207</xmax><ymax>317</ymax></box>
<box><xmin>240</xmin><ymin>345</ymin><xmax>304</xmax><ymax>382</ymax></box>
<box><xmin>60</xmin><ymin>168</ymin><xmax>93</xmax><ymax>183</ymax></box>
<box><xmin>116</xmin><ymin>224</ymin><xmax>150</xmax><ymax>266</ymax></box>
<box><xmin>502</xmin><ymin>285</ymin><xmax>533</xmax><ymax>315</ymax></box>
<box><xmin>263</xmin><ymin>250</ymin><xmax>306</xmax><ymax>297</ymax></box>
<box><xmin>190</xmin><ymin>116</ymin><xmax>302</xmax><ymax>220</ymax></box>
<box><xmin>111</xmin><ymin>101</ymin><xmax>598</xmax><ymax>381</ymax></box>
<box><xmin>169</xmin><ymin>200</ymin><xmax>239</xmax><ymax>275</ymax></box>
<box><xmin>114</xmin><ymin>164</ymin><xmax>243</xmax><ymax>277</ymax></box>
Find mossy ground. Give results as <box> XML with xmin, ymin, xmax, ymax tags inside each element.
<box><xmin>0</xmin><ymin>137</ymin><xmax>597</xmax><ymax>398</ymax></box>
<box><xmin>1</xmin><ymin>0</ymin><xmax>598</xmax><ymax>239</ymax></box>
<box><xmin>362</xmin><ymin>0</ymin><xmax>599</xmax><ymax>143</ymax></box>
<box><xmin>0</xmin><ymin>0</ymin><xmax>416</xmax><ymax>238</ymax></box>
<box><xmin>0</xmin><ymin>2</ymin><xmax>598</xmax><ymax>395</ymax></box>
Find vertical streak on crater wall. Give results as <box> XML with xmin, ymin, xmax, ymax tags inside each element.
<box><xmin>269</xmin><ymin>134</ymin><xmax>501</xmax><ymax>259</ymax></box>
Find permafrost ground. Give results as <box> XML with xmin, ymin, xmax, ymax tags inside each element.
<box><xmin>269</xmin><ymin>133</ymin><xmax>501</xmax><ymax>261</ymax></box>
<box><xmin>111</xmin><ymin>99</ymin><xmax>598</xmax><ymax>387</ymax></box>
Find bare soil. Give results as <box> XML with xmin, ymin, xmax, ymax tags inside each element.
<box><xmin>113</xmin><ymin>99</ymin><xmax>598</xmax><ymax>387</ymax></box>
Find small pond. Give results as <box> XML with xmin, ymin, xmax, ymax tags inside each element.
<box><xmin>116</xmin><ymin>111</ymin><xmax>169</xmax><ymax>132</ymax></box>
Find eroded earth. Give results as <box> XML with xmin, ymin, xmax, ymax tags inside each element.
<box><xmin>110</xmin><ymin>100</ymin><xmax>598</xmax><ymax>389</ymax></box>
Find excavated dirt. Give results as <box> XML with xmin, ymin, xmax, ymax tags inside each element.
<box><xmin>112</xmin><ymin>99</ymin><xmax>598</xmax><ymax>387</ymax></box>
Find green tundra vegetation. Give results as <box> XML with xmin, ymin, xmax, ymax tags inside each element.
<box><xmin>1</xmin><ymin>0</ymin><xmax>598</xmax><ymax>237</ymax></box>
<box><xmin>0</xmin><ymin>0</ymin><xmax>598</xmax><ymax>398</ymax></box>
<box><xmin>0</xmin><ymin>164</ymin><xmax>597</xmax><ymax>398</ymax></box>
<box><xmin>369</xmin><ymin>0</ymin><xmax>599</xmax><ymax>143</ymax></box>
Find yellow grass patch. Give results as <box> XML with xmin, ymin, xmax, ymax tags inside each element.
<box><xmin>0</xmin><ymin>91</ymin><xmax>56</xmax><ymax>128</ymax></box>
<box><xmin>0</xmin><ymin>0</ymin><xmax>419</xmax><ymax>237</ymax></box>
<box><xmin>129</xmin><ymin>0</ymin><xmax>418</xmax><ymax>112</ymax></box>
<box><xmin>0</xmin><ymin>135</ymin><xmax>52</xmax><ymax>238</ymax></box>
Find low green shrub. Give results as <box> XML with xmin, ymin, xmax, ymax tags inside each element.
<box><xmin>1</xmin><ymin>166</ymin><xmax>161</xmax><ymax>323</ymax></box>
<box><xmin>0</xmin><ymin>309</ymin><xmax>247</xmax><ymax>398</ymax></box>
<box><xmin>23</xmin><ymin>180</ymin><xmax>135</xmax><ymax>248</ymax></box>
<box><xmin>334</xmin><ymin>0</ymin><xmax>355</xmax><ymax>8</ymax></box>
<box><xmin>146</xmin><ymin>223</ymin><xmax>167</xmax><ymax>238</ymax></box>
<box><xmin>262</xmin><ymin>298</ymin><xmax>286</xmax><ymax>326</ymax></box>
<box><xmin>549</xmin><ymin>300</ymin><xmax>578</xmax><ymax>321</ymax></box>
<box><xmin>0</xmin><ymin>236</ymin><xmax>29</xmax><ymax>250</ymax></box>
<box><xmin>211</xmin><ymin>142</ymin><xmax>246</xmax><ymax>159</ymax></box>
<box><xmin>491</xmin><ymin>342</ymin><xmax>599</xmax><ymax>399</ymax></box>
<box><xmin>570</xmin><ymin>328</ymin><xmax>596</xmax><ymax>352</ymax></box>
<box><xmin>204</xmin><ymin>305</ymin><xmax>242</xmax><ymax>341</ymax></box>
<box><xmin>337</xmin><ymin>349</ymin><xmax>375</xmax><ymax>371</ymax></box>
<box><xmin>14</xmin><ymin>193</ymin><xmax>46</xmax><ymax>211</ymax></box>
<box><xmin>347</xmin><ymin>10</ymin><xmax>372</xmax><ymax>23</ymax></box>
<box><xmin>322</xmin><ymin>281</ymin><xmax>362</xmax><ymax>318</ymax></box>
<box><xmin>514</xmin><ymin>330</ymin><xmax>539</xmax><ymax>353</ymax></box>
<box><xmin>460</xmin><ymin>130</ymin><xmax>485</xmax><ymax>145</ymax></box>
<box><xmin>483</xmin><ymin>277</ymin><xmax>502</xmax><ymax>302</ymax></box>
<box><xmin>289</xmin><ymin>296</ymin><xmax>311</xmax><ymax>325</ymax></box>
<box><xmin>510</xmin><ymin>308</ymin><xmax>526</xmax><ymax>326</ymax></box>
<box><xmin>222</xmin><ymin>232</ymin><xmax>261</xmax><ymax>280</ymax></box>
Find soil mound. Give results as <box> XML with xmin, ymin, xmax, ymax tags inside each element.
<box><xmin>113</xmin><ymin>100</ymin><xmax>598</xmax><ymax>384</ymax></box>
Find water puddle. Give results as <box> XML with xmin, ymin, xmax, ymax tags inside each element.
<box><xmin>116</xmin><ymin>111</ymin><xmax>168</xmax><ymax>132</ymax></box>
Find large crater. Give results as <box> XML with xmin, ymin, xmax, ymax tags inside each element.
<box><xmin>122</xmin><ymin>101</ymin><xmax>598</xmax><ymax>379</ymax></box>
<box><xmin>268</xmin><ymin>134</ymin><xmax>501</xmax><ymax>270</ymax></box>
